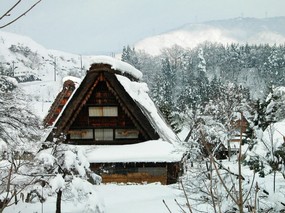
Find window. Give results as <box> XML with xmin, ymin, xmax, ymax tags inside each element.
<box><xmin>115</xmin><ymin>129</ymin><xmax>139</xmax><ymax>139</ymax></box>
<box><xmin>95</xmin><ymin>129</ymin><xmax>113</xmax><ymax>141</ymax></box>
<box><xmin>69</xmin><ymin>129</ymin><xmax>93</xmax><ymax>139</ymax></box>
<box><xmin>89</xmin><ymin>106</ymin><xmax>118</xmax><ymax>117</ymax></box>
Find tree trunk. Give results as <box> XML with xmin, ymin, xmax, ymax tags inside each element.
<box><xmin>56</xmin><ymin>190</ymin><xmax>62</xmax><ymax>213</ymax></box>
<box><xmin>273</xmin><ymin>171</ymin><xmax>276</xmax><ymax>193</ymax></box>
<box><xmin>238</xmin><ymin>122</ymin><xmax>244</xmax><ymax>213</ymax></box>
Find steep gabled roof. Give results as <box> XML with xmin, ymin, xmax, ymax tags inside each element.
<box><xmin>43</xmin><ymin>77</ymin><xmax>80</xmax><ymax>126</ymax></box>
<box><xmin>49</xmin><ymin>56</ymin><xmax>180</xmax><ymax>144</ymax></box>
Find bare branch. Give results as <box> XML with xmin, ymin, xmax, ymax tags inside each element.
<box><xmin>180</xmin><ymin>181</ymin><xmax>194</xmax><ymax>213</ymax></box>
<box><xmin>243</xmin><ymin>172</ymin><xmax>256</xmax><ymax>204</ymax></box>
<box><xmin>162</xmin><ymin>199</ymin><xmax>172</xmax><ymax>213</ymax></box>
<box><xmin>0</xmin><ymin>0</ymin><xmax>42</xmax><ymax>29</ymax></box>
<box><xmin>174</xmin><ymin>199</ymin><xmax>187</xmax><ymax>213</ymax></box>
<box><xmin>0</xmin><ymin>0</ymin><xmax>22</xmax><ymax>21</ymax></box>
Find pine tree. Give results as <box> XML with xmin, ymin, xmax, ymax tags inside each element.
<box><xmin>121</xmin><ymin>45</ymin><xmax>140</xmax><ymax>69</ymax></box>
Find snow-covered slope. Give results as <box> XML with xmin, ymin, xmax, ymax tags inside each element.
<box><xmin>135</xmin><ymin>17</ymin><xmax>285</xmax><ymax>55</ymax></box>
<box><xmin>0</xmin><ymin>31</ymin><xmax>87</xmax><ymax>81</ymax></box>
<box><xmin>0</xmin><ymin>30</ymin><xmax>107</xmax><ymax>119</ymax></box>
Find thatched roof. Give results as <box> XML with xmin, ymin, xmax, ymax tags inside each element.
<box><xmin>48</xmin><ymin>56</ymin><xmax>180</xmax><ymax>145</ymax></box>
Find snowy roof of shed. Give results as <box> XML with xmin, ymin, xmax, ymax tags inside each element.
<box><xmin>84</xmin><ymin>140</ymin><xmax>183</xmax><ymax>163</ymax></box>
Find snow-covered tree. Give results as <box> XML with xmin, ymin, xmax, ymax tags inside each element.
<box><xmin>0</xmin><ymin>75</ymin><xmax>42</xmax><ymax>212</ymax></box>
<box><xmin>0</xmin><ymin>76</ymin><xmax>40</xmax><ymax>152</ymax></box>
<box><xmin>197</xmin><ymin>47</ymin><xmax>206</xmax><ymax>73</ymax></box>
<box><xmin>121</xmin><ymin>45</ymin><xmax>140</xmax><ymax>69</ymax></box>
<box><xmin>36</xmin><ymin>137</ymin><xmax>103</xmax><ymax>213</ymax></box>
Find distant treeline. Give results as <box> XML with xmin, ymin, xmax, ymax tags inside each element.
<box><xmin>122</xmin><ymin>43</ymin><xmax>285</xmax><ymax>112</ymax></box>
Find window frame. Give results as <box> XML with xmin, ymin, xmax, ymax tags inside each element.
<box><xmin>95</xmin><ymin>128</ymin><xmax>114</xmax><ymax>141</ymax></box>
<box><xmin>69</xmin><ymin>129</ymin><xmax>94</xmax><ymax>139</ymax></box>
<box><xmin>115</xmin><ymin>129</ymin><xmax>139</xmax><ymax>139</ymax></box>
<box><xmin>89</xmin><ymin>106</ymin><xmax>118</xmax><ymax>117</ymax></box>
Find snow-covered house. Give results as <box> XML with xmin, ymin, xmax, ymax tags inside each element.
<box><xmin>45</xmin><ymin>56</ymin><xmax>184</xmax><ymax>184</ymax></box>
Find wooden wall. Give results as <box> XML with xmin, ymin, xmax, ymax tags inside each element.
<box><xmin>90</xmin><ymin>162</ymin><xmax>180</xmax><ymax>185</ymax></box>
<box><xmin>101</xmin><ymin>173</ymin><xmax>167</xmax><ymax>185</ymax></box>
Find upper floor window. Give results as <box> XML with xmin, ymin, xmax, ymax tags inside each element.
<box><xmin>89</xmin><ymin>106</ymin><xmax>118</xmax><ymax>117</ymax></box>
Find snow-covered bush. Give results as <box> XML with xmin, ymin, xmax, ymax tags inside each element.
<box><xmin>36</xmin><ymin>141</ymin><xmax>104</xmax><ymax>213</ymax></box>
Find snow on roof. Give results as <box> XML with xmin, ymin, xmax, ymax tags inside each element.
<box><xmin>84</xmin><ymin>140</ymin><xmax>184</xmax><ymax>163</ymax></box>
<box><xmin>51</xmin><ymin>80</ymin><xmax>80</xmax><ymax>128</ymax></box>
<box><xmin>116</xmin><ymin>74</ymin><xmax>181</xmax><ymax>144</ymax></box>
<box><xmin>62</xmin><ymin>76</ymin><xmax>81</xmax><ymax>85</ymax></box>
<box><xmin>88</xmin><ymin>56</ymin><xmax>143</xmax><ymax>80</ymax></box>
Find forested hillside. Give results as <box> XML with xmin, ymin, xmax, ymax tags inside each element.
<box><xmin>122</xmin><ymin>43</ymin><xmax>285</xmax><ymax>129</ymax></box>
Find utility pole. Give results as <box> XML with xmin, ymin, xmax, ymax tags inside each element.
<box><xmin>53</xmin><ymin>57</ymin><xmax>57</xmax><ymax>81</ymax></box>
<box><xmin>12</xmin><ymin>61</ymin><xmax>16</xmax><ymax>77</ymax></box>
<box><xmin>80</xmin><ymin>54</ymin><xmax>83</xmax><ymax>77</ymax></box>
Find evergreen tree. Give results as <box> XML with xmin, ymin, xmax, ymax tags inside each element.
<box><xmin>121</xmin><ymin>45</ymin><xmax>140</xmax><ymax>69</ymax></box>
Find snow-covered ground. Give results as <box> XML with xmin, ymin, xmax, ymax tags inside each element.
<box><xmin>5</xmin><ymin>183</ymin><xmax>184</xmax><ymax>213</ymax></box>
<box><xmin>96</xmin><ymin>183</ymin><xmax>183</xmax><ymax>213</ymax></box>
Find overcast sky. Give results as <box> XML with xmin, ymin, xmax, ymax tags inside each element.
<box><xmin>1</xmin><ymin>0</ymin><xmax>285</xmax><ymax>54</ymax></box>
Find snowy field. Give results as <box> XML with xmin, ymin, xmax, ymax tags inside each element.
<box><xmin>5</xmin><ymin>183</ymin><xmax>184</xmax><ymax>213</ymax></box>
<box><xmin>95</xmin><ymin>183</ymin><xmax>183</xmax><ymax>213</ymax></box>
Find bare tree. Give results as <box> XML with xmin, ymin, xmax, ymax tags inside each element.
<box><xmin>0</xmin><ymin>152</ymin><xmax>39</xmax><ymax>213</ymax></box>
<box><xmin>0</xmin><ymin>0</ymin><xmax>42</xmax><ymax>29</ymax></box>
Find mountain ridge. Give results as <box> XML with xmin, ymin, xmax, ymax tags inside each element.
<box><xmin>135</xmin><ymin>16</ymin><xmax>285</xmax><ymax>55</ymax></box>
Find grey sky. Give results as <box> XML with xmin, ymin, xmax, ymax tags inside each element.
<box><xmin>1</xmin><ymin>0</ymin><xmax>285</xmax><ymax>54</ymax></box>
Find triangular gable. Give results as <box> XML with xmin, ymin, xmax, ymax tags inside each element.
<box><xmin>49</xmin><ymin>63</ymin><xmax>163</xmax><ymax>144</ymax></box>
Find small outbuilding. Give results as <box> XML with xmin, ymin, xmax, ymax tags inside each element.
<box><xmin>45</xmin><ymin>56</ymin><xmax>184</xmax><ymax>184</ymax></box>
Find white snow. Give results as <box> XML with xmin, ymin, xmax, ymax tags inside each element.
<box><xmin>4</xmin><ymin>183</ymin><xmax>182</xmax><ymax>213</ymax></box>
<box><xmin>62</xmin><ymin>76</ymin><xmax>81</xmax><ymax>85</ymax></box>
<box><xmin>116</xmin><ymin>74</ymin><xmax>181</xmax><ymax>144</ymax></box>
<box><xmin>135</xmin><ymin>28</ymin><xmax>236</xmax><ymax>55</ymax></box>
<box><xmin>95</xmin><ymin>183</ymin><xmax>182</xmax><ymax>213</ymax></box>
<box><xmin>50</xmin><ymin>174</ymin><xmax>65</xmax><ymax>192</ymax></box>
<box><xmin>251</xmin><ymin>120</ymin><xmax>285</xmax><ymax>158</ymax></box>
<box><xmin>82</xmin><ymin>140</ymin><xmax>183</xmax><ymax>163</ymax></box>
<box><xmin>87</xmin><ymin>55</ymin><xmax>143</xmax><ymax>80</ymax></box>
<box><xmin>36</xmin><ymin>151</ymin><xmax>55</xmax><ymax>167</ymax></box>
<box><xmin>135</xmin><ymin>18</ymin><xmax>285</xmax><ymax>55</ymax></box>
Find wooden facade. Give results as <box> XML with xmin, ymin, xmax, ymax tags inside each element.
<box><xmin>47</xmin><ymin>64</ymin><xmax>159</xmax><ymax>144</ymax></box>
<box><xmin>66</xmin><ymin>75</ymin><xmax>151</xmax><ymax>145</ymax></box>
<box><xmin>90</xmin><ymin>162</ymin><xmax>181</xmax><ymax>185</ymax></box>
<box><xmin>46</xmin><ymin>62</ymin><xmax>182</xmax><ymax>184</ymax></box>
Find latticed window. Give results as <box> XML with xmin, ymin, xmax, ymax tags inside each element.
<box><xmin>115</xmin><ymin>129</ymin><xmax>139</xmax><ymax>139</ymax></box>
<box><xmin>95</xmin><ymin>129</ymin><xmax>113</xmax><ymax>141</ymax></box>
<box><xmin>89</xmin><ymin>106</ymin><xmax>118</xmax><ymax>117</ymax></box>
<box><xmin>69</xmin><ymin>129</ymin><xmax>93</xmax><ymax>139</ymax></box>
